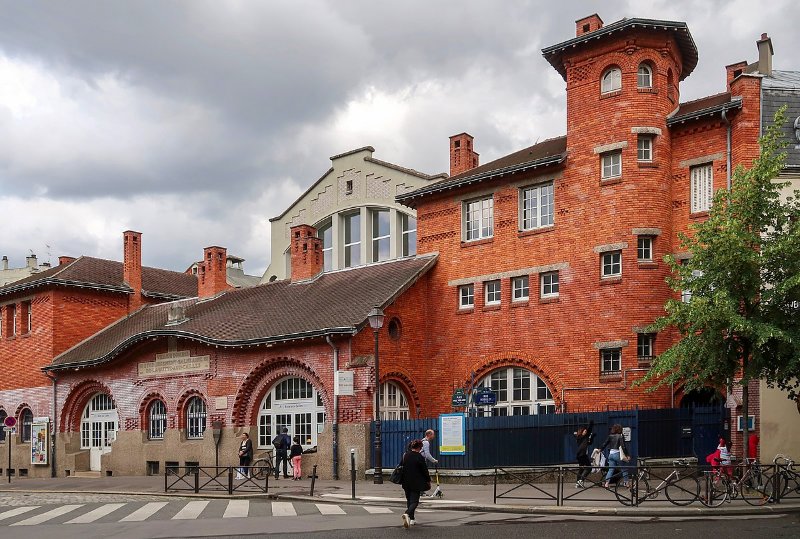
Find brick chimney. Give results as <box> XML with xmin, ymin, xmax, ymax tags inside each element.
<box><xmin>757</xmin><ymin>32</ymin><xmax>773</xmax><ymax>76</ymax></box>
<box><xmin>290</xmin><ymin>224</ymin><xmax>323</xmax><ymax>282</ymax></box>
<box><xmin>198</xmin><ymin>246</ymin><xmax>230</xmax><ymax>298</ymax></box>
<box><xmin>449</xmin><ymin>133</ymin><xmax>479</xmax><ymax>177</ymax></box>
<box><xmin>725</xmin><ymin>61</ymin><xmax>748</xmax><ymax>87</ymax></box>
<box><xmin>58</xmin><ymin>256</ymin><xmax>76</xmax><ymax>266</ymax></box>
<box><xmin>123</xmin><ymin>230</ymin><xmax>143</xmax><ymax>311</ymax></box>
<box><xmin>575</xmin><ymin>14</ymin><xmax>603</xmax><ymax>37</ymax></box>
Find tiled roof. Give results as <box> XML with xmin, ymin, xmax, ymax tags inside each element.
<box><xmin>46</xmin><ymin>254</ymin><xmax>438</xmax><ymax>370</ymax></box>
<box><xmin>396</xmin><ymin>137</ymin><xmax>566</xmax><ymax>205</ymax></box>
<box><xmin>666</xmin><ymin>93</ymin><xmax>743</xmax><ymax>126</ymax></box>
<box><xmin>542</xmin><ymin>17</ymin><xmax>698</xmax><ymax>82</ymax></box>
<box><xmin>0</xmin><ymin>256</ymin><xmax>197</xmax><ymax>299</ymax></box>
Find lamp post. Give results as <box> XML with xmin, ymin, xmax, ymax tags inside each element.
<box><xmin>368</xmin><ymin>306</ymin><xmax>385</xmax><ymax>484</ymax></box>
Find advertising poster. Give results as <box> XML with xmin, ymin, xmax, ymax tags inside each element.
<box><xmin>31</xmin><ymin>422</ymin><xmax>48</xmax><ymax>465</ymax></box>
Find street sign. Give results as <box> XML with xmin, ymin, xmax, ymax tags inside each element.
<box><xmin>2</xmin><ymin>427</ymin><xmax>14</xmax><ymax>433</ymax></box>
<box><xmin>475</xmin><ymin>388</ymin><xmax>497</xmax><ymax>406</ymax></box>
<box><xmin>3</xmin><ymin>416</ymin><xmax>16</xmax><ymax>428</ymax></box>
<box><xmin>451</xmin><ymin>389</ymin><xmax>467</xmax><ymax>407</ymax></box>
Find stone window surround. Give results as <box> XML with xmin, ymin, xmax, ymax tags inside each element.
<box><xmin>593</xmin><ymin>141</ymin><xmax>628</xmax><ymax>155</ymax></box>
<box><xmin>593</xmin><ymin>242</ymin><xmax>628</xmax><ymax>254</ymax></box>
<box><xmin>448</xmin><ymin>262</ymin><xmax>569</xmax><ymax>288</ymax></box>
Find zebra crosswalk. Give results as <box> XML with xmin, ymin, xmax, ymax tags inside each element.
<box><xmin>0</xmin><ymin>499</ymin><xmax>401</xmax><ymax>527</ymax></box>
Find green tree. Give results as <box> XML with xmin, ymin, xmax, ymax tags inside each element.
<box><xmin>644</xmin><ymin>108</ymin><xmax>800</xmax><ymax>459</ymax></box>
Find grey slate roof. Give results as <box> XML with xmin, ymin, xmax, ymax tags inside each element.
<box><xmin>666</xmin><ymin>93</ymin><xmax>743</xmax><ymax>126</ymax></box>
<box><xmin>0</xmin><ymin>256</ymin><xmax>197</xmax><ymax>299</ymax></box>
<box><xmin>763</xmin><ymin>70</ymin><xmax>800</xmax><ymax>90</ymax></box>
<box><xmin>46</xmin><ymin>253</ymin><xmax>437</xmax><ymax>370</ymax></box>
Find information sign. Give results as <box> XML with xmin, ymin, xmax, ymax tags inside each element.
<box><xmin>439</xmin><ymin>413</ymin><xmax>466</xmax><ymax>455</ymax></box>
<box><xmin>475</xmin><ymin>388</ymin><xmax>497</xmax><ymax>406</ymax></box>
<box><xmin>451</xmin><ymin>389</ymin><xmax>467</xmax><ymax>407</ymax></box>
<box><xmin>31</xmin><ymin>422</ymin><xmax>48</xmax><ymax>465</ymax></box>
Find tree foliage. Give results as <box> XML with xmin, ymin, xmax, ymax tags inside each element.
<box><xmin>644</xmin><ymin>108</ymin><xmax>800</xmax><ymax>400</ymax></box>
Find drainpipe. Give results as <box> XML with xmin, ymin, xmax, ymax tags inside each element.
<box><xmin>722</xmin><ymin>108</ymin><xmax>732</xmax><ymax>190</ymax></box>
<box><xmin>326</xmin><ymin>335</ymin><xmax>340</xmax><ymax>480</ymax></box>
<box><xmin>43</xmin><ymin>371</ymin><xmax>58</xmax><ymax>478</ymax></box>
<box><xmin>560</xmin><ymin>368</ymin><xmax>653</xmax><ymax>412</ymax></box>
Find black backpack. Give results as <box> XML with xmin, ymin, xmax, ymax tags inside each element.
<box><xmin>272</xmin><ymin>434</ymin><xmax>289</xmax><ymax>450</ymax></box>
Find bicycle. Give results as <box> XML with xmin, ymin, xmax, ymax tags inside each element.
<box><xmin>250</xmin><ymin>450</ymin><xmax>275</xmax><ymax>480</ymax></box>
<box><xmin>615</xmin><ymin>459</ymin><xmax>700</xmax><ymax>506</ymax></box>
<box><xmin>763</xmin><ymin>454</ymin><xmax>800</xmax><ymax>502</ymax></box>
<box><xmin>700</xmin><ymin>457</ymin><xmax>767</xmax><ymax>507</ymax></box>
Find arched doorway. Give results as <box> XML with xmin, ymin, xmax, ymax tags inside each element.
<box><xmin>257</xmin><ymin>377</ymin><xmax>325</xmax><ymax>449</ymax></box>
<box><xmin>681</xmin><ymin>387</ymin><xmax>724</xmax><ymax>408</ymax></box>
<box><xmin>80</xmin><ymin>393</ymin><xmax>118</xmax><ymax>471</ymax></box>
<box><xmin>477</xmin><ymin>367</ymin><xmax>556</xmax><ymax>415</ymax></box>
<box><xmin>380</xmin><ymin>381</ymin><xmax>410</xmax><ymax>420</ymax></box>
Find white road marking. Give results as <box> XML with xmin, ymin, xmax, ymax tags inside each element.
<box><xmin>223</xmin><ymin>499</ymin><xmax>249</xmax><ymax>518</ymax></box>
<box><xmin>0</xmin><ymin>506</ymin><xmax>39</xmax><ymax>521</ymax></box>
<box><xmin>363</xmin><ymin>506</ymin><xmax>393</xmax><ymax>514</ymax></box>
<box><xmin>66</xmin><ymin>503</ymin><xmax>126</xmax><ymax>524</ymax></box>
<box><xmin>315</xmin><ymin>503</ymin><xmax>346</xmax><ymax>515</ymax></box>
<box><xmin>172</xmin><ymin>500</ymin><xmax>209</xmax><ymax>520</ymax></box>
<box><xmin>119</xmin><ymin>501</ymin><xmax>169</xmax><ymax>522</ymax></box>
<box><xmin>10</xmin><ymin>504</ymin><xmax>83</xmax><ymax>526</ymax></box>
<box><xmin>271</xmin><ymin>501</ymin><xmax>297</xmax><ymax>516</ymax></box>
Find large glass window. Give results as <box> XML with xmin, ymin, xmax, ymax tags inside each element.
<box><xmin>464</xmin><ymin>196</ymin><xmax>493</xmax><ymax>241</ymax></box>
<box><xmin>258</xmin><ymin>377</ymin><xmax>325</xmax><ymax>448</ymax></box>
<box><xmin>521</xmin><ymin>182</ymin><xmax>554</xmax><ymax>230</ymax></box>
<box><xmin>601</xmin><ymin>67</ymin><xmax>622</xmax><ymax>93</ymax></box>
<box><xmin>690</xmin><ymin>164</ymin><xmax>713</xmax><ymax>213</ymax></box>
<box><xmin>478</xmin><ymin>368</ymin><xmax>555</xmax><ymax>416</ymax></box>
<box><xmin>371</xmin><ymin>209</ymin><xmax>390</xmax><ymax>262</ymax></box>
<box><xmin>343</xmin><ymin>212</ymin><xmax>361</xmax><ymax>267</ymax></box>
<box><xmin>318</xmin><ymin>221</ymin><xmax>333</xmax><ymax>272</ymax></box>
<box><xmin>186</xmin><ymin>397</ymin><xmax>207</xmax><ymax>440</ymax></box>
<box><xmin>148</xmin><ymin>400</ymin><xmax>167</xmax><ymax>440</ymax></box>
<box><xmin>601</xmin><ymin>151</ymin><xmax>622</xmax><ymax>179</ymax></box>
<box><xmin>380</xmin><ymin>381</ymin><xmax>410</xmax><ymax>420</ymax></box>
<box><xmin>401</xmin><ymin>214</ymin><xmax>417</xmax><ymax>257</ymax></box>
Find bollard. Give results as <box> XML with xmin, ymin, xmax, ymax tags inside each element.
<box><xmin>309</xmin><ymin>464</ymin><xmax>318</xmax><ymax>496</ymax></box>
<box><xmin>351</xmin><ymin>449</ymin><xmax>356</xmax><ymax>501</ymax></box>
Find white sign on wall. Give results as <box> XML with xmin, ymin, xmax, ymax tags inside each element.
<box><xmin>335</xmin><ymin>370</ymin><xmax>354</xmax><ymax>396</ymax></box>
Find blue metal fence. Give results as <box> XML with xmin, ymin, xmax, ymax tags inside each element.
<box><xmin>373</xmin><ymin>406</ymin><xmax>726</xmax><ymax>470</ymax></box>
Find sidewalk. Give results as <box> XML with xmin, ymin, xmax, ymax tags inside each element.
<box><xmin>1</xmin><ymin>474</ymin><xmax>798</xmax><ymax>517</ymax></box>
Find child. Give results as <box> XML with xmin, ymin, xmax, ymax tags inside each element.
<box><xmin>290</xmin><ymin>435</ymin><xmax>303</xmax><ymax>480</ymax></box>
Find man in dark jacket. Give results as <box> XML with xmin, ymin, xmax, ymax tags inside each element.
<box><xmin>574</xmin><ymin>420</ymin><xmax>594</xmax><ymax>488</ymax></box>
<box><xmin>272</xmin><ymin>427</ymin><xmax>292</xmax><ymax>479</ymax></box>
<box><xmin>400</xmin><ymin>439</ymin><xmax>431</xmax><ymax>528</ymax></box>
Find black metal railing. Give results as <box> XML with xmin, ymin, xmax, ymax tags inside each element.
<box><xmin>165</xmin><ymin>465</ymin><xmax>270</xmax><ymax>494</ymax></box>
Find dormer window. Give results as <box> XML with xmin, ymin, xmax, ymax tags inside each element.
<box><xmin>601</xmin><ymin>67</ymin><xmax>621</xmax><ymax>94</ymax></box>
<box><xmin>637</xmin><ymin>64</ymin><xmax>653</xmax><ymax>88</ymax></box>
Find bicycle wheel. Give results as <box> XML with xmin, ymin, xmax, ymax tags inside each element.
<box><xmin>250</xmin><ymin>458</ymin><xmax>272</xmax><ymax>480</ymax></box>
<box><xmin>740</xmin><ymin>471</ymin><xmax>769</xmax><ymax>506</ymax></box>
<box><xmin>614</xmin><ymin>477</ymin><xmax>648</xmax><ymax>506</ymax></box>
<box><xmin>665</xmin><ymin>474</ymin><xmax>700</xmax><ymax>506</ymax></box>
<box><xmin>702</xmin><ymin>477</ymin><xmax>729</xmax><ymax>507</ymax></box>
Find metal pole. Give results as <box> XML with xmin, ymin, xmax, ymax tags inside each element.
<box><xmin>351</xmin><ymin>449</ymin><xmax>356</xmax><ymax>500</ymax></box>
<box><xmin>373</xmin><ymin>328</ymin><xmax>383</xmax><ymax>484</ymax></box>
<box><xmin>7</xmin><ymin>435</ymin><xmax>11</xmax><ymax>483</ymax></box>
<box><xmin>310</xmin><ymin>464</ymin><xmax>318</xmax><ymax>496</ymax></box>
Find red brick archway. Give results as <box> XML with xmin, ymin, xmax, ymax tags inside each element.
<box><xmin>60</xmin><ymin>379</ymin><xmax>115</xmax><ymax>433</ymax></box>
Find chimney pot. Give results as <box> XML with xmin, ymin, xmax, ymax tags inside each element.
<box><xmin>449</xmin><ymin>133</ymin><xmax>480</xmax><ymax>177</ymax></box>
<box><xmin>289</xmin><ymin>224</ymin><xmax>323</xmax><ymax>282</ymax></box>
<box><xmin>198</xmin><ymin>246</ymin><xmax>230</xmax><ymax>298</ymax></box>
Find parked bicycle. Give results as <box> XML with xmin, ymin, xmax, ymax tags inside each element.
<box><xmin>702</xmin><ymin>457</ymin><xmax>768</xmax><ymax>507</ymax></box>
<box><xmin>763</xmin><ymin>454</ymin><xmax>800</xmax><ymax>503</ymax></box>
<box><xmin>615</xmin><ymin>459</ymin><xmax>700</xmax><ymax>506</ymax></box>
<box><xmin>249</xmin><ymin>450</ymin><xmax>275</xmax><ymax>480</ymax></box>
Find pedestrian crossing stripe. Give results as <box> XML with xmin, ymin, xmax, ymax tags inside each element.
<box><xmin>223</xmin><ymin>499</ymin><xmax>249</xmax><ymax>518</ymax></box>
<box><xmin>315</xmin><ymin>504</ymin><xmax>346</xmax><ymax>515</ymax></box>
<box><xmin>172</xmin><ymin>500</ymin><xmax>209</xmax><ymax>520</ymax></box>
<box><xmin>118</xmin><ymin>501</ymin><xmax>168</xmax><ymax>522</ymax></box>
<box><xmin>66</xmin><ymin>503</ymin><xmax>126</xmax><ymax>524</ymax></box>
<box><xmin>0</xmin><ymin>507</ymin><xmax>39</xmax><ymax>521</ymax></box>
<box><xmin>11</xmin><ymin>504</ymin><xmax>84</xmax><ymax>526</ymax></box>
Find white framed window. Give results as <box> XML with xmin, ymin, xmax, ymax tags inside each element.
<box><xmin>540</xmin><ymin>272</ymin><xmax>559</xmax><ymax>298</ymax></box>
<box><xmin>317</xmin><ymin>220</ymin><xmax>333</xmax><ymax>272</ymax></box>
<box><xmin>690</xmin><ymin>164</ymin><xmax>713</xmax><ymax>213</ymax></box>
<box><xmin>401</xmin><ymin>214</ymin><xmax>417</xmax><ymax>257</ymax></box>
<box><xmin>464</xmin><ymin>196</ymin><xmax>494</xmax><ymax>241</ymax></box>
<box><xmin>380</xmin><ymin>381</ymin><xmax>409</xmax><ymax>420</ymax></box>
<box><xmin>10</xmin><ymin>304</ymin><xmax>17</xmax><ymax>336</ymax></box>
<box><xmin>600</xmin><ymin>348</ymin><xmax>622</xmax><ymax>374</ymax></box>
<box><xmin>186</xmin><ymin>396</ymin><xmax>207</xmax><ymax>440</ymax></box>
<box><xmin>371</xmin><ymin>209</ymin><xmax>390</xmax><ymax>263</ymax></box>
<box><xmin>637</xmin><ymin>136</ymin><xmax>653</xmax><ymax>162</ymax></box>
<box><xmin>477</xmin><ymin>367</ymin><xmax>555</xmax><ymax>416</ymax></box>
<box><xmin>520</xmin><ymin>182</ymin><xmax>554</xmax><ymax>230</ymax></box>
<box><xmin>485</xmin><ymin>280</ymin><xmax>501</xmax><ymax>305</ymax></box>
<box><xmin>343</xmin><ymin>212</ymin><xmax>361</xmax><ymax>267</ymax></box>
<box><xmin>148</xmin><ymin>400</ymin><xmax>167</xmax><ymax>440</ymax></box>
<box><xmin>512</xmin><ymin>276</ymin><xmax>529</xmax><ymax>301</ymax></box>
<box><xmin>459</xmin><ymin>284</ymin><xmax>474</xmax><ymax>309</ymax></box>
<box><xmin>637</xmin><ymin>63</ymin><xmax>653</xmax><ymax>88</ymax></box>
<box><xmin>601</xmin><ymin>151</ymin><xmax>622</xmax><ymax>179</ymax></box>
<box><xmin>601</xmin><ymin>67</ymin><xmax>622</xmax><ymax>93</ymax></box>
<box><xmin>637</xmin><ymin>333</ymin><xmax>655</xmax><ymax>362</ymax></box>
<box><xmin>637</xmin><ymin>237</ymin><xmax>653</xmax><ymax>262</ymax></box>
<box><xmin>601</xmin><ymin>251</ymin><xmax>622</xmax><ymax>278</ymax></box>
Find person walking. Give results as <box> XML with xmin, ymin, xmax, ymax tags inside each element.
<box><xmin>290</xmin><ymin>435</ymin><xmax>303</xmax><ymax>480</ymax></box>
<box><xmin>420</xmin><ymin>429</ymin><xmax>438</xmax><ymax>468</ymax></box>
<box><xmin>574</xmin><ymin>420</ymin><xmax>595</xmax><ymax>488</ymax></box>
<box><xmin>236</xmin><ymin>432</ymin><xmax>253</xmax><ymax>480</ymax></box>
<box><xmin>400</xmin><ymin>439</ymin><xmax>431</xmax><ymax>528</ymax></box>
<box><xmin>272</xmin><ymin>427</ymin><xmax>292</xmax><ymax>479</ymax></box>
<box><xmin>599</xmin><ymin>424</ymin><xmax>629</xmax><ymax>488</ymax></box>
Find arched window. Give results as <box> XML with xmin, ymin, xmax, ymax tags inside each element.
<box><xmin>637</xmin><ymin>63</ymin><xmax>653</xmax><ymax>88</ymax></box>
<box><xmin>148</xmin><ymin>400</ymin><xmax>167</xmax><ymax>440</ymax></box>
<box><xmin>185</xmin><ymin>396</ymin><xmax>207</xmax><ymax>439</ymax></box>
<box><xmin>667</xmin><ymin>68</ymin><xmax>675</xmax><ymax>101</ymax></box>
<box><xmin>20</xmin><ymin>408</ymin><xmax>33</xmax><ymax>442</ymax></box>
<box><xmin>380</xmin><ymin>381</ymin><xmax>410</xmax><ymax>420</ymax></box>
<box><xmin>601</xmin><ymin>67</ymin><xmax>622</xmax><ymax>93</ymax></box>
<box><xmin>0</xmin><ymin>409</ymin><xmax>6</xmax><ymax>443</ymax></box>
<box><xmin>258</xmin><ymin>377</ymin><xmax>326</xmax><ymax>448</ymax></box>
<box><xmin>477</xmin><ymin>367</ymin><xmax>556</xmax><ymax>416</ymax></box>
<box><xmin>80</xmin><ymin>393</ymin><xmax>118</xmax><ymax>449</ymax></box>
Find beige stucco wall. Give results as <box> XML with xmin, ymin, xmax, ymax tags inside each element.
<box><xmin>759</xmin><ymin>381</ymin><xmax>800</xmax><ymax>461</ymax></box>
<box><xmin>262</xmin><ymin>147</ymin><xmax>440</xmax><ymax>282</ymax></box>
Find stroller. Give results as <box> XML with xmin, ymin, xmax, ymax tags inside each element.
<box><xmin>426</xmin><ymin>466</ymin><xmax>444</xmax><ymax>498</ymax></box>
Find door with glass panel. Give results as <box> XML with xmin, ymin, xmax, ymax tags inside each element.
<box><xmin>80</xmin><ymin>393</ymin><xmax>118</xmax><ymax>471</ymax></box>
<box><xmin>258</xmin><ymin>377</ymin><xmax>325</xmax><ymax>449</ymax></box>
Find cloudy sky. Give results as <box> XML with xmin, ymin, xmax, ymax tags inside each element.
<box><xmin>1</xmin><ymin>0</ymin><xmax>797</xmax><ymax>277</ymax></box>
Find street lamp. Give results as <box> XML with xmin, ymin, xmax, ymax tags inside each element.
<box><xmin>368</xmin><ymin>306</ymin><xmax>385</xmax><ymax>484</ymax></box>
